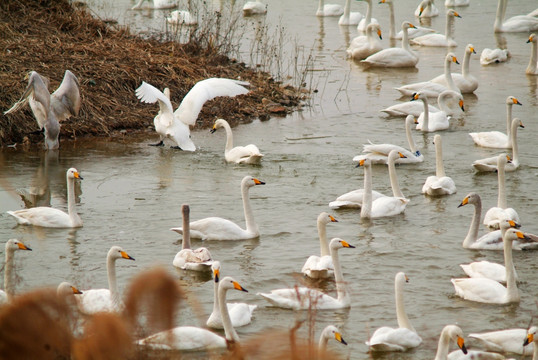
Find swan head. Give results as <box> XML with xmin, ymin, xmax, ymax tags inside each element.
<box><xmin>378</xmin><ymin>0</ymin><xmax>392</xmax><ymax>4</ymax></box>
<box><xmin>322</xmin><ymin>325</ymin><xmax>347</xmax><ymax>346</ymax></box>
<box><xmin>329</xmin><ymin>238</ymin><xmax>355</xmax><ymax>250</ymax></box>
<box><xmin>57</xmin><ymin>282</ymin><xmax>83</xmax><ymax>296</ymax></box>
<box><xmin>506</xmin><ymin>96</ymin><xmax>522</xmax><ymax>106</ymax></box>
<box><xmin>440</xmin><ymin>325</ymin><xmax>467</xmax><ymax>354</ymax></box>
<box><xmin>356</xmin><ymin>157</ymin><xmax>371</xmax><ymax>168</ymax></box>
<box><xmin>504</xmin><ymin>228</ymin><xmax>529</xmax><ymax>244</ymax></box>
<box><xmin>527</xmin><ymin>34</ymin><xmax>536</xmax><ymax>44</ymax></box>
<box><xmin>388</xmin><ymin>150</ymin><xmax>406</xmax><ymax>162</ymax></box>
<box><xmin>514</xmin><ymin>118</ymin><xmax>524</xmax><ymax>130</ymax></box>
<box><xmin>67</xmin><ymin>168</ymin><xmax>83</xmax><ymax>181</ymax></box>
<box><xmin>458</xmin><ymin>192</ymin><xmax>480</xmax><ymax>208</ymax></box>
<box><xmin>446</xmin><ymin>53</ymin><xmax>460</xmax><ymax>65</ymax></box>
<box><xmin>402</xmin><ymin>21</ymin><xmax>417</xmax><ymax>30</ymax></box>
<box><xmin>410</xmin><ymin>92</ymin><xmax>422</xmax><ymax>102</ymax></box>
<box><xmin>210</xmin><ymin>119</ymin><xmax>228</xmax><ymax>133</ymax></box>
<box><xmin>499</xmin><ymin>217</ymin><xmax>521</xmax><ymax>230</ymax></box>
<box><xmin>108</xmin><ymin>246</ymin><xmax>135</xmax><ymax>261</ymax></box>
<box><xmin>318</xmin><ymin>212</ymin><xmax>338</xmax><ymax>224</ymax></box>
<box><xmin>181</xmin><ymin>204</ymin><xmax>190</xmax><ymax>219</ymax></box>
<box><xmin>395</xmin><ymin>271</ymin><xmax>409</xmax><ymax>284</ymax></box>
<box><xmin>212</xmin><ymin>261</ymin><xmax>221</xmax><ymax>282</ymax></box>
<box><xmin>524</xmin><ymin>327</ymin><xmax>537</xmax><ymax>346</ymax></box>
<box><xmin>447</xmin><ymin>9</ymin><xmax>461</xmax><ymax>18</ymax></box>
<box><xmin>219</xmin><ymin>276</ymin><xmax>248</xmax><ymax>293</ymax></box>
<box><xmin>366</xmin><ymin>23</ymin><xmax>382</xmax><ymax>40</ymax></box>
<box><xmin>466</xmin><ymin>44</ymin><xmax>476</xmax><ymax>55</ymax></box>
<box><xmin>242</xmin><ymin>175</ymin><xmax>265</xmax><ymax>187</ymax></box>
<box><xmin>5</xmin><ymin>239</ymin><xmax>32</xmax><ymax>252</ymax></box>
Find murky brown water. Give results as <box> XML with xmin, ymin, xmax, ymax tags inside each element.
<box><xmin>1</xmin><ymin>0</ymin><xmax>538</xmax><ymax>358</ymax></box>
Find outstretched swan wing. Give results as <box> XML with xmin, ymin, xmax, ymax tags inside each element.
<box><xmin>135</xmin><ymin>81</ymin><xmax>175</xmax><ymax>126</ymax></box>
<box><xmin>4</xmin><ymin>72</ymin><xmax>50</xmax><ymax>118</ymax></box>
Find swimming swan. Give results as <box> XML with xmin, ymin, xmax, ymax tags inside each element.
<box><xmin>347</xmin><ymin>23</ymin><xmax>383</xmax><ymax>60</ymax></box>
<box><xmin>366</xmin><ymin>272</ymin><xmax>422</xmax><ymax>352</ymax></box>
<box><xmin>480</xmin><ymin>48</ymin><xmax>510</xmax><ymax>65</ymax></box>
<box><xmin>422</xmin><ymin>135</ymin><xmax>456</xmax><ymax>196</ymax></box>
<box><xmin>243</xmin><ymin>0</ymin><xmax>267</xmax><ymax>16</ymax></box>
<box><xmin>4</xmin><ymin>70</ymin><xmax>81</xmax><ymax>150</ymax></box>
<box><xmin>210</xmin><ymin>118</ymin><xmax>264</xmax><ymax>164</ymax></box>
<box><xmin>356</xmin><ymin>0</ymin><xmax>379</xmax><ymax>33</ymax></box>
<box><xmin>469</xmin><ymin>96</ymin><xmax>522</xmax><ymax>149</ymax></box>
<box><xmin>494</xmin><ymin>0</ymin><xmax>538</xmax><ymax>33</ymax></box>
<box><xmin>338</xmin><ymin>0</ymin><xmax>363</xmax><ymax>25</ymax></box>
<box><xmin>524</xmin><ymin>327</ymin><xmax>538</xmax><ymax>356</ymax></box>
<box><xmin>206</xmin><ymin>261</ymin><xmax>256</xmax><ymax>329</ymax></box>
<box><xmin>172</xmin><ymin>204</ymin><xmax>213</xmax><ymax>271</ymax></box>
<box><xmin>76</xmin><ymin>246</ymin><xmax>135</xmax><ymax>314</ymax></box>
<box><xmin>382</xmin><ymin>90</ymin><xmax>463</xmax><ymax>118</ymax></box>
<box><xmin>451</xmin><ymin>228</ymin><xmax>525</xmax><ymax>304</ymax></box>
<box><xmin>166</xmin><ymin>10</ymin><xmax>197</xmax><ymax>25</ymax></box>
<box><xmin>135</xmin><ymin>78</ymin><xmax>250</xmax><ymax>151</ymax></box>
<box><xmin>527</xmin><ymin>33</ymin><xmax>538</xmax><ymax>75</ymax></box>
<box><xmin>431</xmin><ymin>44</ymin><xmax>478</xmax><ymax>93</ymax></box>
<box><xmin>0</xmin><ymin>239</ymin><xmax>32</xmax><ymax>306</ymax></box>
<box><xmin>361</xmin><ymin>22</ymin><xmax>419</xmax><ymax>67</ymax></box>
<box><xmin>380</xmin><ymin>0</ymin><xmax>435</xmax><ymax>40</ymax></box>
<box><xmin>257</xmin><ymin>238</ymin><xmax>354</xmax><ymax>310</ymax></box>
<box><xmin>468</xmin><ymin>328</ymin><xmax>533</xmax><ymax>356</ymax></box>
<box><xmin>138</xmin><ymin>276</ymin><xmax>247</xmax><ymax>350</ymax></box>
<box><xmin>412</xmin><ymin>93</ymin><xmax>454</xmax><ymax>132</ymax></box>
<box><xmin>415</xmin><ymin>0</ymin><xmax>439</xmax><ymax>18</ymax></box>
<box><xmin>411</xmin><ymin>9</ymin><xmax>461</xmax><ymax>47</ymax></box>
<box><xmin>434</xmin><ymin>325</ymin><xmax>468</xmax><ymax>360</ymax></box>
<box><xmin>132</xmin><ymin>0</ymin><xmax>177</xmax><ymax>9</ymax></box>
<box><xmin>316</xmin><ymin>0</ymin><xmax>343</xmax><ymax>16</ymax></box>
<box><xmin>170</xmin><ymin>176</ymin><xmax>265</xmax><ymax>240</ymax></box>
<box><xmin>301</xmin><ymin>212</ymin><xmax>339</xmax><ymax>279</ymax></box>
<box><xmin>445</xmin><ymin>0</ymin><xmax>469</xmax><ymax>6</ymax></box>
<box><xmin>7</xmin><ymin>167</ymin><xmax>83</xmax><ymax>228</ymax></box>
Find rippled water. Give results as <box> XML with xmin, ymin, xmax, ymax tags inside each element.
<box><xmin>1</xmin><ymin>0</ymin><xmax>538</xmax><ymax>358</ymax></box>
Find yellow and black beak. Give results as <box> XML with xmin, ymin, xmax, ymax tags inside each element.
<box><xmin>233</xmin><ymin>281</ymin><xmax>248</xmax><ymax>293</ymax></box>
<box><xmin>398</xmin><ymin>152</ymin><xmax>407</xmax><ymax>159</ymax></box>
<box><xmin>515</xmin><ymin>230</ymin><xmax>529</xmax><ymax>241</ymax></box>
<box><xmin>513</xmin><ymin>98</ymin><xmax>522</xmax><ymax>106</ymax></box>
<box><xmin>356</xmin><ymin>159</ymin><xmax>366</xmax><ymax>168</ymax></box>
<box><xmin>377</xmin><ymin>29</ymin><xmax>382</xmax><ymax>40</ymax></box>
<box><xmin>452</xmin><ymin>56</ymin><xmax>460</xmax><ymax>65</ymax></box>
<box><xmin>341</xmin><ymin>240</ymin><xmax>356</xmax><ymax>249</ymax></box>
<box><xmin>74</xmin><ymin>171</ymin><xmax>83</xmax><ymax>180</ymax></box>
<box><xmin>405</xmin><ymin>274</ymin><xmax>410</xmax><ymax>283</ymax></box>
<box><xmin>214</xmin><ymin>268</ymin><xmax>220</xmax><ymax>283</ymax></box>
<box><xmin>210</xmin><ymin>124</ymin><xmax>217</xmax><ymax>133</ymax></box>
<box><xmin>18</xmin><ymin>242</ymin><xmax>32</xmax><ymax>251</ymax></box>
<box><xmin>335</xmin><ymin>332</ymin><xmax>347</xmax><ymax>345</ymax></box>
<box><xmin>454</xmin><ymin>11</ymin><xmax>461</xmax><ymax>18</ymax></box>
<box><xmin>409</xmin><ymin>23</ymin><xmax>417</xmax><ymax>29</ymax></box>
<box><xmin>508</xmin><ymin>219</ymin><xmax>521</xmax><ymax>229</ymax></box>
<box><xmin>457</xmin><ymin>336</ymin><xmax>467</xmax><ymax>354</ymax></box>
<box><xmin>411</xmin><ymin>93</ymin><xmax>420</xmax><ymax>101</ymax></box>
<box><xmin>524</xmin><ymin>332</ymin><xmax>534</xmax><ymax>346</ymax></box>
<box><xmin>459</xmin><ymin>99</ymin><xmax>464</xmax><ymax>112</ymax></box>
<box><xmin>253</xmin><ymin>178</ymin><xmax>265</xmax><ymax>185</ymax></box>
<box><xmin>121</xmin><ymin>251</ymin><xmax>135</xmax><ymax>261</ymax></box>
<box><xmin>71</xmin><ymin>286</ymin><xmax>83</xmax><ymax>295</ymax></box>
<box><xmin>419</xmin><ymin>7</ymin><xmax>424</xmax><ymax>16</ymax></box>
<box><xmin>329</xmin><ymin>215</ymin><xmax>338</xmax><ymax>223</ymax></box>
<box><xmin>458</xmin><ymin>196</ymin><xmax>469</xmax><ymax>208</ymax></box>
<box><xmin>527</xmin><ymin>35</ymin><xmax>535</xmax><ymax>44</ymax></box>
<box><xmin>470</xmin><ymin>46</ymin><xmax>476</xmax><ymax>54</ymax></box>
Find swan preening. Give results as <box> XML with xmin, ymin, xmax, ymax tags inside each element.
<box><xmin>469</xmin><ymin>96</ymin><xmax>522</xmax><ymax>149</ymax></box>
<box><xmin>135</xmin><ymin>78</ymin><xmax>250</xmax><ymax>151</ymax></box>
<box><xmin>380</xmin><ymin>0</ymin><xmax>435</xmax><ymax>40</ymax></box>
<box><xmin>172</xmin><ymin>204</ymin><xmax>214</xmax><ymax>271</ymax></box>
<box><xmin>76</xmin><ymin>246</ymin><xmax>135</xmax><ymax>314</ymax></box>
<box><xmin>7</xmin><ymin>167</ymin><xmax>83</xmax><ymax>228</ymax></box>
<box><xmin>422</xmin><ymin>135</ymin><xmax>456</xmax><ymax>196</ymax></box>
<box><xmin>206</xmin><ymin>261</ymin><xmax>256</xmax><ymax>329</ymax></box>
<box><xmin>0</xmin><ymin>239</ymin><xmax>32</xmax><ymax>306</ymax></box>
<box><xmin>480</xmin><ymin>48</ymin><xmax>510</xmax><ymax>65</ymax></box>
<box><xmin>316</xmin><ymin>0</ymin><xmax>343</xmax><ymax>17</ymax></box>
<box><xmin>211</xmin><ymin>119</ymin><xmax>264</xmax><ymax>164</ymax></box>
<box><xmin>361</xmin><ymin>22</ymin><xmax>419</xmax><ymax>67</ymax></box>
<box><xmin>366</xmin><ymin>272</ymin><xmax>422</xmax><ymax>352</ymax></box>
<box><xmin>138</xmin><ymin>276</ymin><xmax>248</xmax><ymax>350</ymax></box>
<box><xmin>431</xmin><ymin>44</ymin><xmax>478</xmax><ymax>93</ymax></box>
<box><xmin>170</xmin><ymin>176</ymin><xmax>265</xmax><ymax>240</ymax></box>
<box><xmin>382</xmin><ymin>90</ymin><xmax>463</xmax><ymax>118</ymax></box>
<box><xmin>468</xmin><ymin>327</ymin><xmax>535</xmax><ymax>356</ymax></box>
<box><xmin>258</xmin><ymin>238</ymin><xmax>354</xmax><ymax>310</ymax></box>
<box><xmin>347</xmin><ymin>23</ymin><xmax>383</xmax><ymax>60</ymax></box>
<box><xmin>301</xmin><ymin>212</ymin><xmax>338</xmax><ymax>279</ymax></box>
<box><xmin>4</xmin><ymin>70</ymin><xmax>81</xmax><ymax>150</ymax></box>
<box><xmin>411</xmin><ymin>9</ymin><xmax>461</xmax><ymax>47</ymax></box>
<box><xmin>494</xmin><ymin>0</ymin><xmax>538</xmax><ymax>33</ymax></box>
<box><xmin>434</xmin><ymin>325</ymin><xmax>468</xmax><ymax>360</ymax></box>
<box><xmin>527</xmin><ymin>33</ymin><xmax>538</xmax><ymax>75</ymax></box>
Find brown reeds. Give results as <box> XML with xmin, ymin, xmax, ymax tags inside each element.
<box><xmin>0</xmin><ymin>0</ymin><xmax>304</xmax><ymax>147</ymax></box>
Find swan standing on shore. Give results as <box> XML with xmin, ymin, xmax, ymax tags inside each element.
<box><xmin>135</xmin><ymin>78</ymin><xmax>250</xmax><ymax>151</ymax></box>
<box><xmin>422</xmin><ymin>135</ymin><xmax>456</xmax><ymax>196</ymax></box>
<box><xmin>7</xmin><ymin>167</ymin><xmax>83</xmax><ymax>228</ymax></box>
<box><xmin>434</xmin><ymin>325</ymin><xmax>468</xmax><ymax>360</ymax></box>
<box><xmin>362</xmin><ymin>22</ymin><xmax>418</xmax><ymax>67</ymax></box>
<box><xmin>170</xmin><ymin>176</ymin><xmax>265</xmax><ymax>240</ymax></box>
<box><xmin>347</xmin><ymin>23</ymin><xmax>383</xmax><ymax>60</ymax></box>
<box><xmin>494</xmin><ymin>0</ymin><xmax>538</xmax><ymax>33</ymax></box>
<box><xmin>172</xmin><ymin>204</ymin><xmax>213</xmax><ymax>271</ymax></box>
<box><xmin>4</xmin><ymin>70</ymin><xmax>81</xmax><ymax>150</ymax></box>
<box><xmin>316</xmin><ymin>0</ymin><xmax>343</xmax><ymax>16</ymax></box>
<box><xmin>431</xmin><ymin>44</ymin><xmax>478</xmax><ymax>93</ymax></box>
<box><xmin>0</xmin><ymin>239</ymin><xmax>32</xmax><ymax>306</ymax></box>
<box><xmin>210</xmin><ymin>119</ymin><xmax>263</xmax><ymax>164</ymax></box>
<box><xmin>76</xmin><ymin>246</ymin><xmax>135</xmax><ymax>314</ymax></box>
<box><xmin>382</xmin><ymin>90</ymin><xmax>463</xmax><ymax>118</ymax></box>
<box><xmin>258</xmin><ymin>238</ymin><xmax>354</xmax><ymax>310</ymax></box>
<box><xmin>380</xmin><ymin>0</ymin><xmax>435</xmax><ymax>39</ymax></box>
<box><xmin>338</xmin><ymin>0</ymin><xmax>363</xmax><ymax>25</ymax></box>
<box><xmin>411</xmin><ymin>9</ymin><xmax>461</xmax><ymax>47</ymax></box>
<box><xmin>366</xmin><ymin>272</ymin><xmax>422</xmax><ymax>352</ymax></box>
<box><xmin>527</xmin><ymin>33</ymin><xmax>538</xmax><ymax>75</ymax></box>
<box><xmin>301</xmin><ymin>212</ymin><xmax>339</xmax><ymax>279</ymax></box>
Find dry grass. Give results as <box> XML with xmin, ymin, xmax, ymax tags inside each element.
<box><xmin>0</xmin><ymin>0</ymin><xmax>305</xmax><ymax>147</ymax></box>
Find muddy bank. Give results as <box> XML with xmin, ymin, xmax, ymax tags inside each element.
<box><xmin>0</xmin><ymin>0</ymin><xmax>306</xmax><ymax>147</ymax></box>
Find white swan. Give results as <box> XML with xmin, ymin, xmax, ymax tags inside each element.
<box><xmin>357</xmin><ymin>0</ymin><xmax>379</xmax><ymax>32</ymax></box>
<box><xmin>135</xmin><ymin>78</ymin><xmax>250</xmax><ymax>151</ymax></box>
<box><xmin>451</xmin><ymin>228</ymin><xmax>524</xmax><ymax>304</ymax></box>
<box><xmin>170</xmin><ymin>176</ymin><xmax>265</xmax><ymax>240</ymax></box>
<box><xmin>412</xmin><ymin>93</ymin><xmax>452</xmax><ymax>132</ymax></box>
<box><xmin>411</xmin><ymin>9</ymin><xmax>461</xmax><ymax>47</ymax></box>
<box><xmin>210</xmin><ymin>119</ymin><xmax>264</xmax><ymax>165</ymax></box>
<box><xmin>468</xmin><ymin>328</ymin><xmax>533</xmax><ymax>356</ymax></box>
<box><xmin>166</xmin><ymin>10</ymin><xmax>197</xmax><ymax>25</ymax></box>
<box><xmin>76</xmin><ymin>246</ymin><xmax>135</xmax><ymax>314</ymax></box>
<box><xmin>257</xmin><ymin>238</ymin><xmax>354</xmax><ymax>310</ymax></box>
<box><xmin>319</xmin><ymin>325</ymin><xmax>348</xmax><ymax>350</ymax></box>
<box><xmin>347</xmin><ymin>23</ymin><xmax>383</xmax><ymax>60</ymax></box>
<box><xmin>422</xmin><ymin>134</ymin><xmax>456</xmax><ymax>196</ymax></box>
<box><xmin>132</xmin><ymin>0</ymin><xmax>177</xmax><ymax>9</ymax></box>
<box><xmin>7</xmin><ymin>167</ymin><xmax>83</xmax><ymax>228</ymax></box>
<box><xmin>353</xmin><ymin>115</ymin><xmax>424</xmax><ymax>164</ymax></box>
<box><xmin>494</xmin><ymin>0</ymin><xmax>538</xmax><ymax>33</ymax></box>
<box><xmin>445</xmin><ymin>0</ymin><xmax>469</xmax><ymax>6</ymax></box>
<box><xmin>469</xmin><ymin>96</ymin><xmax>523</xmax><ymax>149</ymax></box>
<box><xmin>362</xmin><ymin>22</ymin><xmax>419</xmax><ymax>67</ymax></box>
<box><xmin>382</xmin><ymin>90</ymin><xmax>464</xmax><ymax>118</ymax></box>
<box><xmin>206</xmin><ymin>262</ymin><xmax>256</xmax><ymax>329</ymax></box>
<box><xmin>57</xmin><ymin>281</ymin><xmax>83</xmax><ymax>297</ymax></box>
<box><xmin>0</xmin><ymin>239</ymin><xmax>32</xmax><ymax>306</ymax></box>
<box><xmin>339</xmin><ymin>0</ymin><xmax>363</xmax><ymax>25</ymax></box>
<box><xmin>527</xmin><ymin>33</ymin><xmax>538</xmax><ymax>75</ymax></box>
<box><xmin>415</xmin><ymin>0</ymin><xmax>439</xmax><ymax>18</ymax></box>
<box><xmin>380</xmin><ymin>0</ymin><xmax>435</xmax><ymax>39</ymax></box>
<box><xmin>172</xmin><ymin>204</ymin><xmax>213</xmax><ymax>271</ymax></box>
<box><xmin>301</xmin><ymin>212</ymin><xmax>339</xmax><ymax>279</ymax></box>
<box><xmin>4</xmin><ymin>70</ymin><xmax>81</xmax><ymax>150</ymax></box>
<box><xmin>360</xmin><ymin>152</ymin><xmax>409</xmax><ymax>219</ymax></box>
<box><xmin>472</xmin><ymin>118</ymin><xmax>523</xmax><ymax>172</ymax></box>
<box><xmin>138</xmin><ymin>276</ymin><xmax>247</xmax><ymax>350</ymax></box>
<box><xmin>396</xmin><ymin>53</ymin><xmax>460</xmax><ymax>98</ymax></box>
<box><xmin>434</xmin><ymin>325</ymin><xmax>468</xmax><ymax>360</ymax></box>
<box><xmin>524</xmin><ymin>327</ymin><xmax>538</xmax><ymax>357</ymax></box>
<box><xmin>243</xmin><ymin>0</ymin><xmax>267</xmax><ymax>16</ymax></box>
<box><xmin>366</xmin><ymin>272</ymin><xmax>422</xmax><ymax>352</ymax></box>
<box><xmin>316</xmin><ymin>0</ymin><xmax>343</xmax><ymax>17</ymax></box>
<box><xmin>480</xmin><ymin>48</ymin><xmax>510</xmax><ymax>65</ymax></box>
<box><xmin>431</xmin><ymin>44</ymin><xmax>478</xmax><ymax>93</ymax></box>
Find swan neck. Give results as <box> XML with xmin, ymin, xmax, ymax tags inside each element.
<box><xmin>218</xmin><ymin>285</ymin><xmax>239</xmax><ymax>342</ymax></box>
<box><xmin>462</xmin><ymin>50</ymin><xmax>471</xmax><ymax>78</ymax></box>
<box><xmin>434</xmin><ymin>329</ymin><xmax>452</xmax><ymax>360</ymax></box>
<box><xmin>388</xmin><ymin>2</ymin><xmax>395</xmax><ymax>39</ymax></box>
<box><xmin>528</xmin><ymin>39</ymin><xmax>537</xmax><ymax>74</ymax></box>
<box><xmin>182</xmin><ymin>208</ymin><xmax>191</xmax><ymax>250</ymax></box>
<box><xmin>444</xmin><ymin>57</ymin><xmax>458</xmax><ymax>92</ymax></box>
<box><xmin>360</xmin><ymin>164</ymin><xmax>373</xmax><ymax>219</ymax></box>
<box><xmin>421</xmin><ymin>98</ymin><xmax>429</xmax><ymax>130</ymax></box>
<box><xmin>388</xmin><ymin>155</ymin><xmax>404</xmax><ymax>198</ymax></box>
<box><xmin>66</xmin><ymin>173</ymin><xmax>80</xmax><ymax>227</ymax></box>
<box><xmin>364</xmin><ymin>0</ymin><xmax>372</xmax><ymax>23</ymax></box>
<box><xmin>445</xmin><ymin>13</ymin><xmax>454</xmax><ymax>41</ymax></box>
<box><xmin>503</xmin><ymin>237</ymin><xmax>519</xmax><ymax>302</ymax></box>
<box><xmin>497</xmin><ymin>161</ymin><xmax>507</xmax><ymax>208</ymax></box>
<box><xmin>506</xmin><ymin>103</ymin><xmax>513</xmax><ymax>138</ymax></box>
<box><xmin>395</xmin><ymin>278</ymin><xmax>414</xmax><ymax>331</ymax></box>
<box><xmin>222</xmin><ymin>121</ymin><xmax>234</xmax><ymax>152</ymax></box>
<box><xmin>435</xmin><ymin>138</ymin><xmax>446</xmax><ymax>178</ymax></box>
<box><xmin>331</xmin><ymin>246</ymin><xmax>349</xmax><ymax>305</ymax></box>
<box><xmin>4</xmin><ymin>249</ymin><xmax>15</xmax><ymax>300</ymax></box>
<box><xmin>511</xmin><ymin>120</ymin><xmax>519</xmax><ymax>162</ymax></box>
<box><xmin>463</xmin><ymin>198</ymin><xmax>481</xmax><ymax>248</ymax></box>
<box><xmin>318</xmin><ymin>334</ymin><xmax>329</xmax><ymax>351</ymax></box>
<box><xmin>107</xmin><ymin>255</ymin><xmax>119</xmax><ymax>302</ymax></box>
<box><xmin>405</xmin><ymin>118</ymin><xmax>417</xmax><ymax>153</ymax></box>
<box><xmin>211</xmin><ymin>277</ymin><xmax>219</xmax><ymax>318</ymax></box>
<box><xmin>318</xmin><ymin>220</ymin><xmax>330</xmax><ymax>257</ymax></box>
<box><xmin>242</xmin><ymin>181</ymin><xmax>257</xmax><ymax>235</ymax></box>
<box><xmin>494</xmin><ymin>0</ymin><xmax>504</xmax><ymax>31</ymax></box>
<box><xmin>317</xmin><ymin>0</ymin><xmax>323</xmax><ymax>12</ymax></box>
<box><xmin>402</xmin><ymin>26</ymin><xmax>411</xmax><ymax>51</ymax></box>
<box><xmin>343</xmin><ymin>0</ymin><xmax>351</xmax><ymax>17</ymax></box>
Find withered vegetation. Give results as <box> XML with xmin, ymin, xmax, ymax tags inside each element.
<box><xmin>0</xmin><ymin>0</ymin><xmax>305</xmax><ymax>147</ymax></box>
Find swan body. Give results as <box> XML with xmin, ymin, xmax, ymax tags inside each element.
<box><xmin>366</xmin><ymin>272</ymin><xmax>422</xmax><ymax>352</ymax></box>
<box><xmin>469</xmin><ymin>96</ymin><xmax>522</xmax><ymax>149</ymax></box>
<box><xmin>382</xmin><ymin>90</ymin><xmax>463</xmax><ymax>118</ymax></box>
<box><xmin>301</xmin><ymin>212</ymin><xmax>339</xmax><ymax>279</ymax></box>
<box><xmin>339</xmin><ymin>0</ymin><xmax>363</xmax><ymax>25</ymax></box>
<box><xmin>4</xmin><ymin>70</ymin><xmax>81</xmax><ymax>150</ymax></box>
<box><xmin>434</xmin><ymin>325</ymin><xmax>468</xmax><ymax>360</ymax></box>
<box><xmin>431</xmin><ymin>44</ymin><xmax>478</xmax><ymax>93</ymax></box>
<box><xmin>76</xmin><ymin>246</ymin><xmax>135</xmax><ymax>314</ymax></box>
<box><xmin>380</xmin><ymin>0</ymin><xmax>435</xmax><ymax>39</ymax></box>
<box><xmin>166</xmin><ymin>10</ymin><xmax>197</xmax><ymax>25</ymax></box>
<box><xmin>445</xmin><ymin>0</ymin><xmax>469</xmax><ymax>6</ymax></box>
<box><xmin>211</xmin><ymin>119</ymin><xmax>263</xmax><ymax>164</ymax></box>
<box><xmin>257</xmin><ymin>238</ymin><xmax>354</xmax><ymax>310</ymax></box>
<box><xmin>415</xmin><ymin>0</ymin><xmax>439</xmax><ymax>18</ymax></box>
<box><xmin>412</xmin><ymin>93</ymin><xmax>452</xmax><ymax>132</ymax></box>
<box><xmin>135</xmin><ymin>78</ymin><xmax>250</xmax><ymax>151</ymax></box>
<box><xmin>353</xmin><ymin>115</ymin><xmax>423</xmax><ymax>164</ymax></box>
<box><xmin>7</xmin><ymin>167</ymin><xmax>83</xmax><ymax>228</ymax></box>
<box><xmin>347</xmin><ymin>23</ymin><xmax>383</xmax><ymax>60</ymax></box>
<box><xmin>362</xmin><ymin>22</ymin><xmax>418</xmax><ymax>67</ymax></box>
<box><xmin>139</xmin><ymin>276</ymin><xmax>247</xmax><ymax>350</ymax></box>
<box><xmin>360</xmin><ymin>152</ymin><xmax>409</xmax><ymax>219</ymax></box>
<box><xmin>329</xmin><ymin>189</ymin><xmax>386</xmax><ymax>210</ymax></box>
<box><xmin>527</xmin><ymin>34</ymin><xmax>538</xmax><ymax>75</ymax></box>
<box><xmin>472</xmin><ymin>118</ymin><xmax>523</xmax><ymax>172</ymax></box>
<box><xmin>422</xmin><ymin>134</ymin><xmax>456</xmax><ymax>196</ymax></box>
<box><xmin>451</xmin><ymin>228</ymin><xmax>525</xmax><ymax>304</ymax></box>
<box><xmin>460</xmin><ymin>261</ymin><xmax>515</xmax><ymax>283</ymax></box>
<box><xmin>172</xmin><ymin>204</ymin><xmax>213</xmax><ymax>271</ymax></box>
<box><xmin>170</xmin><ymin>176</ymin><xmax>265</xmax><ymax>240</ymax></box>
<box><xmin>0</xmin><ymin>239</ymin><xmax>32</xmax><ymax>305</ymax></box>
<box><xmin>316</xmin><ymin>0</ymin><xmax>343</xmax><ymax>16</ymax></box>
<box><xmin>207</xmin><ymin>262</ymin><xmax>256</xmax><ymax>329</ymax></box>
<box><xmin>243</xmin><ymin>1</ymin><xmax>267</xmax><ymax>16</ymax></box>
<box><xmin>468</xmin><ymin>328</ymin><xmax>533</xmax><ymax>356</ymax></box>
<box><xmin>411</xmin><ymin>9</ymin><xmax>461</xmax><ymax>47</ymax></box>
<box><xmin>131</xmin><ymin>0</ymin><xmax>177</xmax><ymax>9</ymax></box>
<box><xmin>480</xmin><ymin>48</ymin><xmax>510</xmax><ymax>65</ymax></box>
<box><xmin>319</xmin><ymin>325</ymin><xmax>348</xmax><ymax>350</ymax></box>
<box><xmin>356</xmin><ymin>0</ymin><xmax>379</xmax><ymax>32</ymax></box>
<box><xmin>494</xmin><ymin>0</ymin><xmax>538</xmax><ymax>33</ymax></box>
